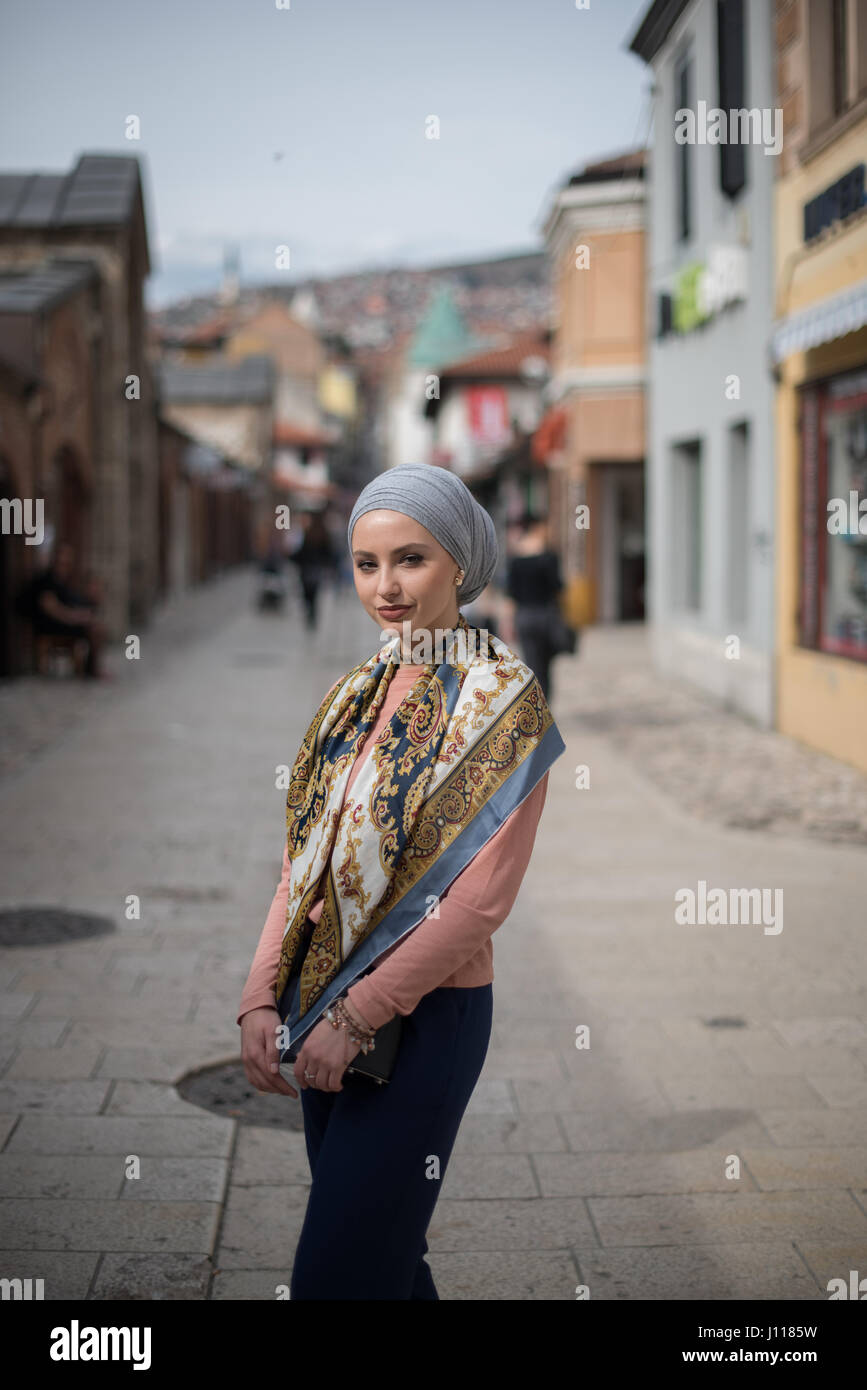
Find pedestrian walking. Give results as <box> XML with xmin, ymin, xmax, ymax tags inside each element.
<box><xmin>238</xmin><ymin>462</ymin><xmax>566</xmax><ymax>1300</ymax></box>
<box><xmin>288</xmin><ymin>511</ymin><xmax>337</xmax><ymax>630</ymax></box>
<box><xmin>504</xmin><ymin>512</ymin><xmax>572</xmax><ymax>703</ymax></box>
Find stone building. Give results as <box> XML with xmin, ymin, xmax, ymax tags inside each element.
<box><xmin>0</xmin><ymin>153</ymin><xmax>158</xmax><ymax>672</ymax></box>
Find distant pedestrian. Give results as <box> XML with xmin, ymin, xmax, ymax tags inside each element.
<box><xmin>289</xmin><ymin>512</ymin><xmax>337</xmax><ymax>629</ymax></box>
<box><xmin>504</xmin><ymin>512</ymin><xmax>569</xmax><ymax>703</ymax></box>
<box><xmin>238</xmin><ymin>463</ymin><xmax>566</xmax><ymax>1300</ymax></box>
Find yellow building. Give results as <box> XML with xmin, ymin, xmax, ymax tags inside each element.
<box><xmin>773</xmin><ymin>0</ymin><xmax>867</xmax><ymax>772</ymax></box>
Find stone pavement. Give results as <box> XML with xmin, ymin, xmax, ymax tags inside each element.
<box><xmin>0</xmin><ymin>573</ymin><xmax>865</xmax><ymax>1300</ymax></box>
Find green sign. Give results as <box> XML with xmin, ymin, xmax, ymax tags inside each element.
<box><xmin>673</xmin><ymin>261</ymin><xmax>711</xmax><ymax>333</ymax></box>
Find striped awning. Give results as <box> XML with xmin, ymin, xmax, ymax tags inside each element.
<box><xmin>771</xmin><ymin>278</ymin><xmax>867</xmax><ymax>363</ymax></box>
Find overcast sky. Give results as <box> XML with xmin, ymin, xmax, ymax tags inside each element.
<box><xmin>0</xmin><ymin>0</ymin><xmax>651</xmax><ymax>306</ymax></box>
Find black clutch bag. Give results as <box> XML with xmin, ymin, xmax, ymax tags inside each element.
<box><xmin>278</xmin><ymin>963</ymin><xmax>404</xmax><ymax>1085</ymax></box>
<box><xmin>344</xmin><ymin>1013</ymin><xmax>403</xmax><ymax>1084</ymax></box>
<box><xmin>281</xmin><ymin>1012</ymin><xmax>403</xmax><ymax>1086</ymax></box>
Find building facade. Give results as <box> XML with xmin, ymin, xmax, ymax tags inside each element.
<box><xmin>631</xmin><ymin>0</ymin><xmax>778</xmax><ymax>725</ymax></box>
<box><xmin>771</xmin><ymin>0</ymin><xmax>867</xmax><ymax>772</ymax></box>
<box><xmin>0</xmin><ymin>154</ymin><xmax>159</xmax><ymax>668</ymax></box>
<box><xmin>541</xmin><ymin>150</ymin><xmax>647</xmax><ymax>626</ymax></box>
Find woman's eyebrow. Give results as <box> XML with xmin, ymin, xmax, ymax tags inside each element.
<box><xmin>352</xmin><ymin>543</ymin><xmax>432</xmax><ymax>558</ymax></box>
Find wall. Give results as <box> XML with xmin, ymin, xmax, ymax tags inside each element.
<box><xmin>646</xmin><ymin>0</ymin><xmax>777</xmax><ymax>725</ymax></box>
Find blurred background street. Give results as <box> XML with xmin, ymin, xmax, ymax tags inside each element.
<box><xmin>0</xmin><ymin>567</ymin><xmax>865</xmax><ymax>1299</ymax></box>
<box><xmin>2</xmin><ymin>0</ymin><xmax>867</xmax><ymax>1302</ymax></box>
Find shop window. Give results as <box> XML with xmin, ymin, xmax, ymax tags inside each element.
<box><xmin>800</xmin><ymin>370</ymin><xmax>867</xmax><ymax>661</ymax></box>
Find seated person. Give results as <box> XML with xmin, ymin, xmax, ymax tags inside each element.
<box><xmin>25</xmin><ymin>540</ymin><xmax>108</xmax><ymax>678</ymax></box>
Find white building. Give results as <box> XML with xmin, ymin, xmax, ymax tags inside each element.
<box><xmin>629</xmin><ymin>0</ymin><xmax>777</xmax><ymax>725</ymax></box>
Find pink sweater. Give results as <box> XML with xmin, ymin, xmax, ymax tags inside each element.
<box><xmin>237</xmin><ymin>661</ymin><xmax>549</xmax><ymax>1031</ymax></box>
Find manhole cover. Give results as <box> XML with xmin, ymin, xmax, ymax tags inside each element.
<box><xmin>0</xmin><ymin>906</ymin><xmax>116</xmax><ymax>947</ymax></box>
<box><xmin>176</xmin><ymin>1060</ymin><xmax>305</xmax><ymax>1130</ymax></box>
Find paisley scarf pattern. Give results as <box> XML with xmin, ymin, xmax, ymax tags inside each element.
<box><xmin>276</xmin><ymin>612</ymin><xmax>566</xmax><ymax>1048</ymax></box>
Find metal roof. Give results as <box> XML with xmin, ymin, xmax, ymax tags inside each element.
<box><xmin>0</xmin><ymin>258</ymin><xmax>97</xmax><ymax>315</ymax></box>
<box><xmin>157</xmin><ymin>354</ymin><xmax>274</xmax><ymax>405</ymax></box>
<box><xmin>0</xmin><ymin>154</ymin><xmax>141</xmax><ymax>228</ymax></box>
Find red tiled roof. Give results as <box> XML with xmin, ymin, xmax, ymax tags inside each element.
<box><xmin>272</xmin><ymin>421</ymin><xmax>336</xmax><ymax>448</ymax></box>
<box><xmin>437</xmin><ymin>330</ymin><xmax>551</xmax><ymax>380</ymax></box>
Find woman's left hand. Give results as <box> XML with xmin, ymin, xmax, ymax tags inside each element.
<box><xmin>295</xmin><ymin>1017</ymin><xmax>361</xmax><ymax>1092</ymax></box>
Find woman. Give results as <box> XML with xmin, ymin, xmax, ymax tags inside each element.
<box><xmin>504</xmin><ymin>512</ymin><xmax>566</xmax><ymax>703</ymax></box>
<box><xmin>238</xmin><ymin>463</ymin><xmax>566</xmax><ymax>1300</ymax></box>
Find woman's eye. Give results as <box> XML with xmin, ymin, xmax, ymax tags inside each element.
<box><xmin>357</xmin><ymin>555</ymin><xmax>422</xmax><ymax>571</ymax></box>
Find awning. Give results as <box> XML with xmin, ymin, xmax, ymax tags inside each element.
<box><xmin>771</xmin><ymin>278</ymin><xmax>867</xmax><ymax>363</ymax></box>
<box><xmin>531</xmin><ymin>405</ymin><xmax>567</xmax><ymax>464</ymax></box>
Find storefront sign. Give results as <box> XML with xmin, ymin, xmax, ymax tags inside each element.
<box><xmin>803</xmin><ymin>164</ymin><xmax>866</xmax><ymax>243</ymax></box>
<box><xmin>668</xmin><ymin>244</ymin><xmax>748</xmax><ymax>334</ymax></box>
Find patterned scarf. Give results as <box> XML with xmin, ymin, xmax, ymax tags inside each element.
<box><xmin>276</xmin><ymin>612</ymin><xmax>566</xmax><ymax>1046</ymax></box>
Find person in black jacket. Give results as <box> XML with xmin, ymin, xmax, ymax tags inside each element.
<box><xmin>20</xmin><ymin>540</ymin><xmax>108</xmax><ymax>677</ymax></box>
<box><xmin>504</xmin><ymin>512</ymin><xmax>564</xmax><ymax>702</ymax></box>
<box><xmin>289</xmin><ymin>512</ymin><xmax>338</xmax><ymax>630</ymax></box>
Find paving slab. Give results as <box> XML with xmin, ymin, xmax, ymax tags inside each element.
<box><xmin>0</xmin><ymin>1250</ymin><xmax>99</xmax><ymax>1300</ymax></box>
<box><xmin>89</xmin><ymin>1252</ymin><xmax>213</xmax><ymax>1300</ymax></box>
<box><xmin>573</xmin><ymin>1241</ymin><xmax>819</xmax><ymax>1300</ymax></box>
<box><xmin>586</xmin><ymin>1190</ymin><xmax>867</xmax><ymax>1247</ymax></box>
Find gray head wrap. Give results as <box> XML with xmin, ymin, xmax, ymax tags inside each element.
<box><xmin>347</xmin><ymin>463</ymin><xmax>498</xmax><ymax>605</ymax></box>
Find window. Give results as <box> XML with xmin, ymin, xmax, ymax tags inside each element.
<box><xmin>800</xmin><ymin>369</ymin><xmax>867</xmax><ymax>662</ymax></box>
<box><xmin>675</xmin><ymin>52</ymin><xmax>692</xmax><ymax>241</ymax></box>
<box><xmin>832</xmin><ymin>0</ymin><xmax>848</xmax><ymax>115</ymax></box>
<box><xmin>727</xmin><ymin>422</ymin><xmax>750</xmax><ymax>626</ymax></box>
<box><xmin>807</xmin><ymin>0</ymin><xmax>866</xmax><ymax>137</ymax></box>
<box><xmin>672</xmin><ymin>440</ymin><xmax>703</xmax><ymax>612</ymax></box>
<box><xmin>717</xmin><ymin>0</ymin><xmax>747</xmax><ymax>196</ymax></box>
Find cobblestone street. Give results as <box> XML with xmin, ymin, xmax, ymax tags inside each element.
<box><xmin>1</xmin><ymin>574</ymin><xmax>866</xmax><ymax>1299</ymax></box>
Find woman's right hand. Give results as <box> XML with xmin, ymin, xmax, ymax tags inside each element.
<box><xmin>240</xmin><ymin>1006</ymin><xmax>298</xmax><ymax>1098</ymax></box>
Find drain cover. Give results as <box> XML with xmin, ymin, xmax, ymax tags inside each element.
<box><xmin>0</xmin><ymin>906</ymin><xmax>116</xmax><ymax>947</ymax></box>
<box><xmin>176</xmin><ymin>1060</ymin><xmax>305</xmax><ymax>1130</ymax></box>
<box><xmin>703</xmin><ymin>1016</ymin><xmax>747</xmax><ymax>1029</ymax></box>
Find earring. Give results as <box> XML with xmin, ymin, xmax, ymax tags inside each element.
<box><xmin>455</xmin><ymin>572</ymin><xmax>464</xmax><ymax>586</ymax></box>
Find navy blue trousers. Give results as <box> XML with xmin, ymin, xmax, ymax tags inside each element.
<box><xmin>289</xmin><ymin>982</ymin><xmax>493</xmax><ymax>1300</ymax></box>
